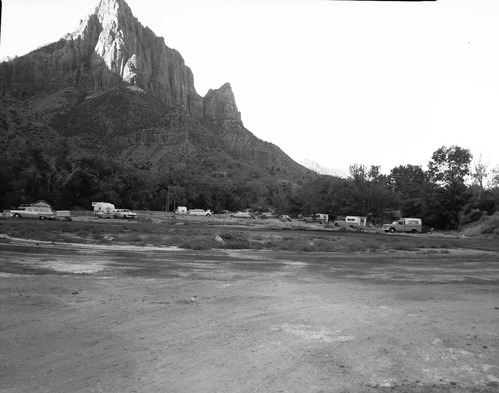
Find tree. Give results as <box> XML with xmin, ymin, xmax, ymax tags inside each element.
<box><xmin>169</xmin><ymin>185</ymin><xmax>186</xmax><ymax>212</ymax></box>
<box><xmin>389</xmin><ymin>164</ymin><xmax>427</xmax><ymax>217</ymax></box>
<box><xmin>425</xmin><ymin>146</ymin><xmax>473</xmax><ymax>229</ymax></box>
<box><xmin>427</xmin><ymin>145</ymin><xmax>472</xmax><ymax>186</ymax></box>
<box><xmin>348</xmin><ymin>164</ymin><xmax>397</xmax><ymax>221</ymax></box>
<box><xmin>349</xmin><ymin>164</ymin><xmax>369</xmax><ymax>216</ymax></box>
<box><xmin>471</xmin><ymin>155</ymin><xmax>492</xmax><ymax>201</ymax></box>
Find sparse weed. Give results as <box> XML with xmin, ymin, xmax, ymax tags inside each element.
<box><xmin>223</xmin><ymin>239</ymin><xmax>251</xmax><ymax>249</ymax></box>
<box><xmin>345</xmin><ymin>240</ymin><xmax>382</xmax><ymax>253</ymax></box>
<box><xmin>392</xmin><ymin>243</ymin><xmax>417</xmax><ymax>251</ymax></box>
<box><xmin>179</xmin><ymin>238</ymin><xmax>217</xmax><ymax>250</ymax></box>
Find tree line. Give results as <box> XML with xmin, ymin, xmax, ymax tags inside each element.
<box><xmin>1</xmin><ymin>143</ymin><xmax>497</xmax><ymax>230</ymax></box>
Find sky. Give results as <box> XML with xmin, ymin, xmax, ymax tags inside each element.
<box><xmin>1</xmin><ymin>0</ymin><xmax>498</xmax><ymax>176</ymax></box>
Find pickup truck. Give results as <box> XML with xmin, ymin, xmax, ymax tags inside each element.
<box><xmin>230</xmin><ymin>211</ymin><xmax>254</xmax><ymax>219</ymax></box>
<box><xmin>258</xmin><ymin>212</ymin><xmax>278</xmax><ymax>219</ymax></box>
<box><xmin>382</xmin><ymin>218</ymin><xmax>422</xmax><ymax>233</ymax></box>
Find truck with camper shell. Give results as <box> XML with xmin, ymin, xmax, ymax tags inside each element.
<box><xmin>333</xmin><ymin>216</ymin><xmax>367</xmax><ymax>228</ymax></box>
<box><xmin>382</xmin><ymin>218</ymin><xmax>422</xmax><ymax>233</ymax></box>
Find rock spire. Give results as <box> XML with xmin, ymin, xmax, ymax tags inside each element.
<box><xmin>0</xmin><ymin>0</ymin><xmax>241</xmax><ymax>121</ymax></box>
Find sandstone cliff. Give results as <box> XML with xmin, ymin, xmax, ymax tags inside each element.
<box><xmin>203</xmin><ymin>83</ymin><xmax>241</xmax><ymax>121</ymax></box>
<box><xmin>0</xmin><ymin>0</ymin><xmax>315</xmax><ymax>184</ymax></box>
<box><xmin>0</xmin><ymin>0</ymin><xmax>204</xmax><ymax>116</ymax></box>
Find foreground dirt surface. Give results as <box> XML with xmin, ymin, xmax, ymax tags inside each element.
<box><xmin>1</xmin><ymin>236</ymin><xmax>498</xmax><ymax>393</ymax></box>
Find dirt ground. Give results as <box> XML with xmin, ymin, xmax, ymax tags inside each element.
<box><xmin>0</xmin><ymin>234</ymin><xmax>498</xmax><ymax>393</ymax></box>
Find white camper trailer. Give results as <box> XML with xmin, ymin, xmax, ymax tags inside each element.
<box><xmin>92</xmin><ymin>202</ymin><xmax>115</xmax><ymax>216</ymax></box>
<box><xmin>175</xmin><ymin>206</ymin><xmax>188</xmax><ymax>214</ymax></box>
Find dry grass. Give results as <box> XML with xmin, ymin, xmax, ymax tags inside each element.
<box><xmin>460</xmin><ymin>212</ymin><xmax>499</xmax><ymax>237</ymax></box>
<box><xmin>1</xmin><ymin>215</ymin><xmax>497</xmax><ymax>253</ymax></box>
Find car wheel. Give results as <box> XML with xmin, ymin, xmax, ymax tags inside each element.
<box><xmin>39</xmin><ymin>216</ymin><xmax>45</xmax><ymax>220</ymax></box>
<box><xmin>389</xmin><ymin>228</ymin><xmax>396</xmax><ymax>233</ymax></box>
<box><xmin>13</xmin><ymin>213</ymin><xmax>21</xmax><ymax>218</ymax></box>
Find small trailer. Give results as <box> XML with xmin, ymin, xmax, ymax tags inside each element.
<box><xmin>175</xmin><ymin>206</ymin><xmax>188</xmax><ymax>214</ymax></box>
<box><xmin>54</xmin><ymin>210</ymin><xmax>72</xmax><ymax>221</ymax></box>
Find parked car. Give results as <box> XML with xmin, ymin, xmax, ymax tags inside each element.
<box><xmin>258</xmin><ymin>212</ymin><xmax>278</xmax><ymax>219</ymax></box>
<box><xmin>279</xmin><ymin>215</ymin><xmax>292</xmax><ymax>222</ymax></box>
<box><xmin>10</xmin><ymin>201</ymin><xmax>56</xmax><ymax>220</ymax></box>
<box><xmin>189</xmin><ymin>209</ymin><xmax>212</xmax><ymax>216</ymax></box>
<box><xmin>113</xmin><ymin>209</ymin><xmax>137</xmax><ymax>219</ymax></box>
<box><xmin>303</xmin><ymin>213</ymin><xmax>329</xmax><ymax>224</ymax></box>
<box><xmin>230</xmin><ymin>211</ymin><xmax>254</xmax><ymax>219</ymax></box>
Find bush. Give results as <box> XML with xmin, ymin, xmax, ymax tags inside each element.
<box><xmin>179</xmin><ymin>238</ymin><xmax>217</xmax><ymax>250</ymax></box>
<box><xmin>461</xmin><ymin>212</ymin><xmax>499</xmax><ymax>237</ymax></box>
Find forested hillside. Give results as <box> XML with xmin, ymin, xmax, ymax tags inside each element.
<box><xmin>1</xmin><ymin>144</ymin><xmax>497</xmax><ymax>230</ymax></box>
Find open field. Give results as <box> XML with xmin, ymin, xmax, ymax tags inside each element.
<box><xmin>1</xmin><ymin>217</ymin><xmax>498</xmax><ymax>392</ymax></box>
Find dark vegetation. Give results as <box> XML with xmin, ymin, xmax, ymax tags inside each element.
<box><xmin>1</xmin><ymin>143</ymin><xmax>498</xmax><ymax>230</ymax></box>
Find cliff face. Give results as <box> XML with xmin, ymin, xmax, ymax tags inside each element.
<box><xmin>0</xmin><ymin>0</ymin><xmax>315</xmax><ymax>183</ymax></box>
<box><xmin>203</xmin><ymin>83</ymin><xmax>241</xmax><ymax>121</ymax></box>
<box><xmin>0</xmin><ymin>0</ymin><xmax>204</xmax><ymax>116</ymax></box>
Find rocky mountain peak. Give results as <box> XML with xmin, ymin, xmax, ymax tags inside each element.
<box><xmin>95</xmin><ymin>0</ymin><xmax>132</xmax><ymax>21</ymax></box>
<box><xmin>203</xmin><ymin>83</ymin><xmax>241</xmax><ymax>121</ymax></box>
<box><xmin>1</xmin><ymin>0</ymin><xmax>204</xmax><ymax>116</ymax></box>
<box><xmin>0</xmin><ymin>0</ymin><xmax>314</xmax><ymax>189</ymax></box>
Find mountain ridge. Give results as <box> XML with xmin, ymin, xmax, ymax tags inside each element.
<box><xmin>0</xmin><ymin>0</ymin><xmax>318</xmax><ymax>189</ymax></box>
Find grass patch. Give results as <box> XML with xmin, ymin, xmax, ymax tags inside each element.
<box><xmin>1</xmin><ymin>217</ymin><xmax>496</xmax><ymax>253</ymax></box>
<box><xmin>392</xmin><ymin>243</ymin><xmax>418</xmax><ymax>251</ymax></box>
<box><xmin>461</xmin><ymin>213</ymin><xmax>499</xmax><ymax>237</ymax></box>
<box><xmin>179</xmin><ymin>238</ymin><xmax>218</xmax><ymax>250</ymax></box>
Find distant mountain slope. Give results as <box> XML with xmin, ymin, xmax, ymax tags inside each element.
<box><xmin>300</xmin><ymin>158</ymin><xmax>349</xmax><ymax>178</ymax></box>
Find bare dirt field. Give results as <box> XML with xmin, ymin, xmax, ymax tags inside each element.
<box><xmin>0</xmin><ymin>222</ymin><xmax>498</xmax><ymax>392</ymax></box>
